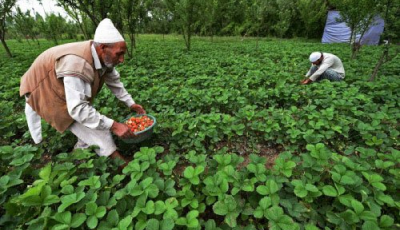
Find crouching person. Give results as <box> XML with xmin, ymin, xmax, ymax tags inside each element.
<box><xmin>301</xmin><ymin>52</ymin><xmax>345</xmax><ymax>85</ymax></box>
<box><xmin>19</xmin><ymin>18</ymin><xmax>145</xmax><ymax>168</ymax></box>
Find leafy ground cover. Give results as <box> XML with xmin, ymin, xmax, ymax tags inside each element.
<box><xmin>0</xmin><ymin>36</ymin><xmax>399</xmax><ymax>229</ymax></box>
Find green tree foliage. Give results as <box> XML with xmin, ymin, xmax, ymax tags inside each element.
<box><xmin>57</xmin><ymin>0</ymin><xmax>115</xmax><ymax>31</ymax></box>
<box><xmin>331</xmin><ymin>0</ymin><xmax>380</xmax><ymax>58</ymax></box>
<box><xmin>218</xmin><ymin>0</ymin><xmax>247</xmax><ymax>36</ymax></box>
<box><xmin>199</xmin><ymin>0</ymin><xmax>218</xmax><ymax>40</ymax></box>
<box><xmin>57</xmin><ymin>1</ymin><xmax>94</xmax><ymax>40</ymax></box>
<box><xmin>35</xmin><ymin>13</ymin><xmax>67</xmax><ymax>45</ymax></box>
<box><xmin>273</xmin><ymin>0</ymin><xmax>296</xmax><ymax>38</ymax></box>
<box><xmin>0</xmin><ymin>0</ymin><xmax>16</xmax><ymax>57</ymax></box>
<box><xmin>166</xmin><ymin>0</ymin><xmax>203</xmax><ymax>51</ymax></box>
<box><xmin>370</xmin><ymin>0</ymin><xmax>400</xmax><ymax>80</ymax></box>
<box><xmin>12</xmin><ymin>7</ymin><xmax>40</xmax><ymax>46</ymax></box>
<box><xmin>147</xmin><ymin>0</ymin><xmax>171</xmax><ymax>38</ymax></box>
<box><xmin>297</xmin><ymin>0</ymin><xmax>327</xmax><ymax>38</ymax></box>
<box><xmin>113</xmin><ymin>0</ymin><xmax>150</xmax><ymax>56</ymax></box>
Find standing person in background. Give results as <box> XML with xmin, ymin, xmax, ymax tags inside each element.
<box><xmin>19</xmin><ymin>18</ymin><xmax>145</xmax><ymax>168</ymax></box>
<box><xmin>301</xmin><ymin>52</ymin><xmax>345</xmax><ymax>85</ymax></box>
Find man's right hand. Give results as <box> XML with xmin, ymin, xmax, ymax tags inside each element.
<box><xmin>301</xmin><ymin>78</ymin><xmax>312</xmax><ymax>85</ymax></box>
<box><xmin>111</xmin><ymin>121</ymin><xmax>134</xmax><ymax>138</ymax></box>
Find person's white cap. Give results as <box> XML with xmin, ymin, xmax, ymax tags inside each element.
<box><xmin>309</xmin><ymin>52</ymin><xmax>322</xmax><ymax>62</ymax></box>
<box><xmin>94</xmin><ymin>18</ymin><xmax>124</xmax><ymax>43</ymax></box>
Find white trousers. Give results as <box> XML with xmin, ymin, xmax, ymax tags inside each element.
<box><xmin>68</xmin><ymin>122</ymin><xmax>117</xmax><ymax>157</ymax></box>
<box><xmin>25</xmin><ymin>100</ymin><xmax>116</xmax><ymax>157</ymax></box>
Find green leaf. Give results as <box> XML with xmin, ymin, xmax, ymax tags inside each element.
<box><xmin>61</xmin><ymin>185</ymin><xmax>74</xmax><ymax>195</ymax></box>
<box><xmin>54</xmin><ymin>211</ymin><xmax>71</xmax><ymax>224</ymax></box>
<box><xmin>351</xmin><ymin>199</ymin><xmax>364</xmax><ymax>214</ymax></box>
<box><xmin>147</xmin><ymin>184</ymin><xmax>160</xmax><ymax>198</ymax></box>
<box><xmin>140</xmin><ymin>177</ymin><xmax>153</xmax><ymax>189</ymax></box>
<box><xmin>256</xmin><ymin>185</ymin><xmax>268</xmax><ymax>195</ymax></box>
<box><xmin>305</xmin><ymin>184</ymin><xmax>318</xmax><ymax>192</ymax></box>
<box><xmin>267</xmin><ymin>180</ymin><xmax>279</xmax><ymax>194</ymax></box>
<box><xmin>39</xmin><ymin>163</ymin><xmax>52</xmax><ymax>180</ymax></box>
<box><xmin>187</xmin><ymin>210</ymin><xmax>199</xmax><ymax>220</ymax></box>
<box><xmin>146</xmin><ymin>219</ymin><xmax>160</xmax><ymax>230</ymax></box>
<box><xmin>154</xmin><ymin>201</ymin><xmax>166</xmax><ymax>215</ymax></box>
<box><xmin>86</xmin><ymin>215</ymin><xmax>98</xmax><ymax>229</ymax></box>
<box><xmin>362</xmin><ymin>221</ymin><xmax>379</xmax><ymax>230</ymax></box>
<box><xmin>213</xmin><ymin>200</ymin><xmax>228</xmax><ymax>215</ymax></box>
<box><xmin>183</xmin><ymin>166</ymin><xmax>195</xmax><ymax>178</ymax></box>
<box><xmin>371</xmin><ymin>182</ymin><xmax>386</xmax><ymax>191</ymax></box>
<box><xmin>163</xmin><ymin>208</ymin><xmax>178</xmax><ymax>220</ymax></box>
<box><xmin>380</xmin><ymin>215</ymin><xmax>394</xmax><ymax>228</ymax></box>
<box><xmin>135</xmin><ymin>220</ymin><xmax>147</xmax><ymax>230</ymax></box>
<box><xmin>259</xmin><ymin>197</ymin><xmax>272</xmax><ymax>209</ymax></box>
<box><xmin>225</xmin><ymin>212</ymin><xmax>238</xmax><ymax>228</ymax></box>
<box><xmin>359</xmin><ymin>211</ymin><xmax>378</xmax><ymax>221</ymax></box>
<box><xmin>106</xmin><ymin>210</ymin><xmax>119</xmax><ymax>226</ymax></box>
<box><xmin>122</xmin><ymin>161</ymin><xmax>141</xmax><ymax>174</ymax></box>
<box><xmin>175</xmin><ymin>217</ymin><xmax>187</xmax><ymax>226</ymax></box>
<box><xmin>71</xmin><ymin>213</ymin><xmax>86</xmax><ymax>228</ymax></box>
<box><xmin>254</xmin><ymin>208</ymin><xmax>264</xmax><ymax>219</ymax></box>
<box><xmin>58</xmin><ymin>192</ymin><xmax>85</xmax><ymax>212</ymax></box>
<box><xmin>86</xmin><ymin>202</ymin><xmax>98</xmax><ymax>216</ymax></box>
<box><xmin>143</xmin><ymin>200</ymin><xmax>155</xmax><ymax>214</ymax></box>
<box><xmin>305</xmin><ymin>224</ymin><xmax>319</xmax><ymax>230</ymax></box>
<box><xmin>187</xmin><ymin>218</ymin><xmax>199</xmax><ymax>228</ymax></box>
<box><xmin>78</xmin><ymin>176</ymin><xmax>101</xmax><ymax>189</ymax></box>
<box><xmin>340</xmin><ymin>210</ymin><xmax>359</xmax><ymax>224</ymax></box>
<box><xmin>340</xmin><ymin>175</ymin><xmax>355</xmax><ymax>185</ymax></box>
<box><xmin>10</xmin><ymin>154</ymin><xmax>34</xmax><ymax>166</ymax></box>
<box><xmin>118</xmin><ymin>215</ymin><xmax>132</xmax><ymax>229</ymax></box>
<box><xmin>194</xmin><ymin>165</ymin><xmax>204</xmax><ymax>175</ymax></box>
<box><xmin>293</xmin><ymin>185</ymin><xmax>307</xmax><ymax>198</ymax></box>
<box><xmin>96</xmin><ymin>206</ymin><xmax>106</xmax><ymax>218</ymax></box>
<box><xmin>43</xmin><ymin>194</ymin><xmax>60</xmax><ymax>206</ymax></box>
<box><xmin>322</xmin><ymin>185</ymin><xmax>338</xmax><ymax>197</ymax></box>
<box><xmin>266</xmin><ymin>206</ymin><xmax>283</xmax><ymax>221</ymax></box>
<box><xmin>160</xmin><ymin>218</ymin><xmax>174</xmax><ymax>230</ymax></box>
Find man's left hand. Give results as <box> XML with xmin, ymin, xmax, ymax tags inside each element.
<box><xmin>130</xmin><ymin>104</ymin><xmax>146</xmax><ymax>114</ymax></box>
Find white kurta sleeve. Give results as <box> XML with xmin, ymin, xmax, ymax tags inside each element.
<box><xmin>104</xmin><ymin>68</ymin><xmax>135</xmax><ymax>107</ymax></box>
<box><xmin>63</xmin><ymin>77</ymin><xmax>114</xmax><ymax>130</ymax></box>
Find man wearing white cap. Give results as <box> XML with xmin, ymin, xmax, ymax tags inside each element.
<box><xmin>301</xmin><ymin>52</ymin><xmax>345</xmax><ymax>85</ymax></box>
<box><xmin>20</xmin><ymin>18</ymin><xmax>144</xmax><ymax>167</ymax></box>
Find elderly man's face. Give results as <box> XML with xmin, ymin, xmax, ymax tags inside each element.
<box><xmin>102</xmin><ymin>41</ymin><xmax>127</xmax><ymax>68</ymax></box>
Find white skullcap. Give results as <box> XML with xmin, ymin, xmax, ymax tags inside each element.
<box><xmin>309</xmin><ymin>52</ymin><xmax>322</xmax><ymax>62</ymax></box>
<box><xmin>94</xmin><ymin>18</ymin><xmax>124</xmax><ymax>43</ymax></box>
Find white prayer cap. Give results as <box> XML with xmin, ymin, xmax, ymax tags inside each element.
<box><xmin>94</xmin><ymin>18</ymin><xmax>124</xmax><ymax>43</ymax></box>
<box><xmin>309</xmin><ymin>52</ymin><xmax>322</xmax><ymax>62</ymax></box>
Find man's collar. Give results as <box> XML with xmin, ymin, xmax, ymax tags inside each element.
<box><xmin>91</xmin><ymin>44</ymin><xmax>103</xmax><ymax>70</ymax></box>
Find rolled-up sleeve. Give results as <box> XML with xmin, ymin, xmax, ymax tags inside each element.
<box><xmin>104</xmin><ymin>68</ymin><xmax>135</xmax><ymax>107</ymax></box>
<box><xmin>64</xmin><ymin>77</ymin><xmax>114</xmax><ymax>130</ymax></box>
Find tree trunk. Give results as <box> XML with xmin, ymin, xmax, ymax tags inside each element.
<box><xmin>33</xmin><ymin>37</ymin><xmax>40</xmax><ymax>46</ymax></box>
<box><xmin>370</xmin><ymin>46</ymin><xmax>399</xmax><ymax>81</ymax></box>
<box><xmin>369</xmin><ymin>50</ymin><xmax>387</xmax><ymax>81</ymax></box>
<box><xmin>188</xmin><ymin>33</ymin><xmax>191</xmax><ymax>51</ymax></box>
<box><xmin>182</xmin><ymin>29</ymin><xmax>189</xmax><ymax>51</ymax></box>
<box><xmin>1</xmin><ymin>38</ymin><xmax>12</xmax><ymax>57</ymax></box>
<box><xmin>351</xmin><ymin>42</ymin><xmax>361</xmax><ymax>59</ymax></box>
<box><xmin>128</xmin><ymin>33</ymin><xmax>136</xmax><ymax>58</ymax></box>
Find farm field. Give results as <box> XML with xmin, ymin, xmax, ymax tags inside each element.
<box><xmin>0</xmin><ymin>36</ymin><xmax>399</xmax><ymax>229</ymax></box>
